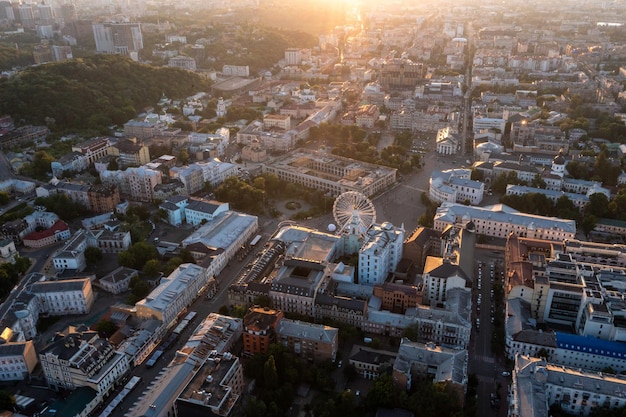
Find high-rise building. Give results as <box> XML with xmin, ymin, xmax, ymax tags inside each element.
<box><xmin>18</xmin><ymin>4</ymin><xmax>34</xmax><ymax>29</ymax></box>
<box><xmin>92</xmin><ymin>22</ymin><xmax>143</xmax><ymax>60</ymax></box>
<box><xmin>284</xmin><ymin>48</ymin><xmax>302</xmax><ymax>66</ymax></box>
<box><xmin>37</xmin><ymin>2</ymin><xmax>54</xmax><ymax>25</ymax></box>
<box><xmin>59</xmin><ymin>2</ymin><xmax>76</xmax><ymax>22</ymax></box>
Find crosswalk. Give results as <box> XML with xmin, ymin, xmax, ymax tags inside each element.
<box><xmin>473</xmin><ymin>354</ymin><xmax>496</xmax><ymax>364</ymax></box>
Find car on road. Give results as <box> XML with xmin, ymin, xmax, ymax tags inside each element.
<box><xmin>337</xmin><ymin>360</ymin><xmax>342</xmax><ymax>368</ymax></box>
<box><xmin>501</xmin><ymin>371</ymin><xmax>511</xmax><ymax>377</ymax></box>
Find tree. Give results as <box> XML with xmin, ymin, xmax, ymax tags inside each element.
<box><xmin>84</xmin><ymin>247</ymin><xmax>103</xmax><ymax>266</ymax></box>
<box><xmin>94</xmin><ymin>319</ymin><xmax>118</xmax><ymax>338</ymax></box>
<box><xmin>401</xmin><ymin>323</ymin><xmax>420</xmax><ymax>342</ymax></box>
<box><xmin>366</xmin><ymin>374</ymin><xmax>397</xmax><ymax>409</ymax></box>
<box><xmin>179</xmin><ymin>148</ymin><xmax>189</xmax><ymax>165</ymax></box>
<box><xmin>253</xmin><ymin>295</ymin><xmax>272</xmax><ymax>308</ymax></box>
<box><xmin>218</xmin><ymin>305</ymin><xmax>230</xmax><ymax>316</ymax></box>
<box><xmin>581</xmin><ymin>215</ymin><xmax>598</xmax><ymax>238</ymax></box>
<box><xmin>0</xmin><ymin>191</ymin><xmax>9</xmax><ymax>205</ymax></box>
<box><xmin>127</xmin><ymin>276</ymin><xmax>150</xmax><ymax>304</ymax></box>
<box><xmin>555</xmin><ymin>196</ymin><xmax>578</xmax><ymax>220</ymax></box>
<box><xmin>118</xmin><ymin>242</ymin><xmax>159</xmax><ymax>270</ymax></box>
<box><xmin>530</xmin><ymin>174</ymin><xmax>546</xmax><ymax>189</ymax></box>
<box><xmin>0</xmin><ymin>391</ymin><xmax>15</xmax><ymax>411</ymax></box>
<box><xmin>107</xmin><ymin>159</ymin><xmax>119</xmax><ymax>171</ymax></box>
<box><xmin>29</xmin><ymin>150</ymin><xmax>54</xmax><ymax>180</ymax></box>
<box><xmin>142</xmin><ymin>259</ymin><xmax>161</xmax><ymax>277</ymax></box>
<box><xmin>586</xmin><ymin>193</ymin><xmax>610</xmax><ymax>218</ymax></box>
<box><xmin>264</xmin><ymin>355</ymin><xmax>278</xmax><ymax>389</ymax></box>
<box><xmin>244</xmin><ymin>397</ymin><xmax>267</xmax><ymax>417</ymax></box>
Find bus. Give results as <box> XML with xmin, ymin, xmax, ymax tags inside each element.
<box><xmin>145</xmin><ymin>349</ymin><xmax>163</xmax><ymax>368</ymax></box>
<box><xmin>250</xmin><ymin>234</ymin><xmax>262</xmax><ymax>247</ymax></box>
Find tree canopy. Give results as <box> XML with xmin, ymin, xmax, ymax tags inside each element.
<box><xmin>0</xmin><ymin>54</ymin><xmax>212</xmax><ymax>133</ymax></box>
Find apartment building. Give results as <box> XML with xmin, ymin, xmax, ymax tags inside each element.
<box><xmin>358</xmin><ymin>222</ymin><xmax>404</xmax><ymax>286</ymax></box>
<box><xmin>355</xmin><ymin>104</ymin><xmax>380</xmax><ymax>128</ymax></box>
<box><xmin>88</xmin><ymin>184</ymin><xmax>120</xmax><ymax>214</ymax></box>
<box><xmin>510</xmin><ymin>355</ymin><xmax>626</xmax><ymax>417</ymax></box>
<box><xmin>39</xmin><ymin>329</ymin><xmax>130</xmax><ymax>401</ymax></box>
<box><xmin>174</xmin><ymin>352</ymin><xmax>245</xmax><ymax>417</ymax></box>
<box><xmin>372</xmin><ymin>283</ymin><xmax>420</xmax><ymax>315</ymax></box>
<box><xmin>422</xmin><ymin>256</ymin><xmax>470</xmax><ymax>303</ymax></box>
<box><xmin>275</xmin><ymin>319</ymin><xmax>338</xmax><ymax>362</ymax></box>
<box><xmin>263</xmin><ymin>114</ymin><xmax>291</xmax><ymax>130</ymax></box>
<box><xmin>72</xmin><ymin>137</ymin><xmax>114</xmax><ymax>165</ymax></box>
<box><xmin>242</xmin><ymin>307</ymin><xmax>284</xmax><ymax>356</ymax></box>
<box><xmin>112</xmin><ymin>137</ymin><xmax>150</xmax><ymax>167</ymax></box>
<box><xmin>93</xmin><ymin>22</ymin><xmax>143</xmax><ymax>59</ymax></box>
<box><xmin>393</xmin><ymin>338</ymin><xmax>468</xmax><ymax>394</ymax></box>
<box><xmin>125</xmin><ymin>166</ymin><xmax>162</xmax><ymax>202</ymax></box>
<box><xmin>380</xmin><ymin>58</ymin><xmax>424</xmax><ymax>89</ymax></box>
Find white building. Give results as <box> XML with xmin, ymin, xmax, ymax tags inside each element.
<box><xmin>358</xmin><ymin>222</ymin><xmax>404</xmax><ymax>286</ymax></box>
<box><xmin>0</xmin><ymin>333</ymin><xmax>38</xmax><ymax>381</ymax></box>
<box><xmin>429</xmin><ymin>169</ymin><xmax>484</xmax><ymax>205</ymax></box>
<box><xmin>29</xmin><ymin>278</ymin><xmax>94</xmax><ymax>316</ymax></box>
<box><xmin>52</xmin><ymin>230</ymin><xmax>88</xmax><ymax>272</ymax></box>
<box><xmin>39</xmin><ymin>329</ymin><xmax>130</xmax><ymax>401</ymax></box>
<box><xmin>135</xmin><ymin>263</ymin><xmax>208</xmax><ymax>328</ymax></box>
<box><xmin>510</xmin><ymin>355</ymin><xmax>626</xmax><ymax>417</ymax></box>
<box><xmin>182</xmin><ymin>211</ymin><xmax>259</xmax><ymax>279</ymax></box>
<box><xmin>98</xmin><ymin>266</ymin><xmax>137</xmax><ymax>295</ymax></box>
<box><xmin>422</xmin><ymin>256</ymin><xmax>470</xmax><ymax>303</ymax></box>
<box><xmin>436</xmin><ymin>127</ymin><xmax>459</xmax><ymax>155</ymax></box>
<box><xmin>434</xmin><ymin>203</ymin><xmax>576</xmax><ymax>241</ymax></box>
<box><xmin>393</xmin><ymin>338</ymin><xmax>468</xmax><ymax>391</ymax></box>
<box><xmin>184</xmin><ymin>199</ymin><xmax>229</xmax><ymax>226</ymax></box>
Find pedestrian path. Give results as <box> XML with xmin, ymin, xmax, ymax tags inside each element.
<box><xmin>473</xmin><ymin>354</ymin><xmax>496</xmax><ymax>364</ymax></box>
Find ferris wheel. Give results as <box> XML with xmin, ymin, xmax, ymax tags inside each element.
<box><xmin>332</xmin><ymin>191</ymin><xmax>377</xmax><ymax>235</ymax></box>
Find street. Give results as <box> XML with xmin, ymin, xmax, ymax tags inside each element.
<box><xmin>469</xmin><ymin>249</ymin><xmax>510</xmax><ymax>417</ymax></box>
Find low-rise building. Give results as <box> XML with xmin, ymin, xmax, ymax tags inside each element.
<box><xmin>275</xmin><ymin>319</ymin><xmax>338</xmax><ymax>362</ymax></box>
<box><xmin>39</xmin><ymin>328</ymin><xmax>130</xmax><ymax>403</ymax></box>
<box><xmin>349</xmin><ymin>345</ymin><xmax>396</xmax><ymax>379</ymax></box>
<box><xmin>174</xmin><ymin>352</ymin><xmax>245</xmax><ymax>417</ymax></box>
<box><xmin>0</xmin><ymin>330</ymin><xmax>38</xmax><ymax>381</ymax></box>
<box><xmin>510</xmin><ymin>355</ymin><xmax>626</xmax><ymax>417</ymax></box>
<box><xmin>22</xmin><ymin>220</ymin><xmax>70</xmax><ymax>248</ymax></box>
<box><xmin>429</xmin><ymin>169</ymin><xmax>484</xmax><ymax>205</ymax></box>
<box><xmin>52</xmin><ymin>230</ymin><xmax>88</xmax><ymax>272</ymax></box>
<box><xmin>392</xmin><ymin>338</ymin><xmax>468</xmax><ymax>395</ymax></box>
<box><xmin>184</xmin><ymin>199</ymin><xmax>229</xmax><ymax>227</ymax></box>
<box><xmin>135</xmin><ymin>263</ymin><xmax>208</xmax><ymax>327</ymax></box>
<box><xmin>262</xmin><ymin>149</ymin><xmax>397</xmax><ymax>197</ymax></box>
<box><xmin>433</xmin><ymin>203</ymin><xmax>576</xmax><ymax>241</ymax></box>
<box><xmin>98</xmin><ymin>267</ymin><xmax>138</xmax><ymax>295</ymax></box>
<box><xmin>29</xmin><ymin>278</ymin><xmax>94</xmax><ymax>316</ymax></box>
